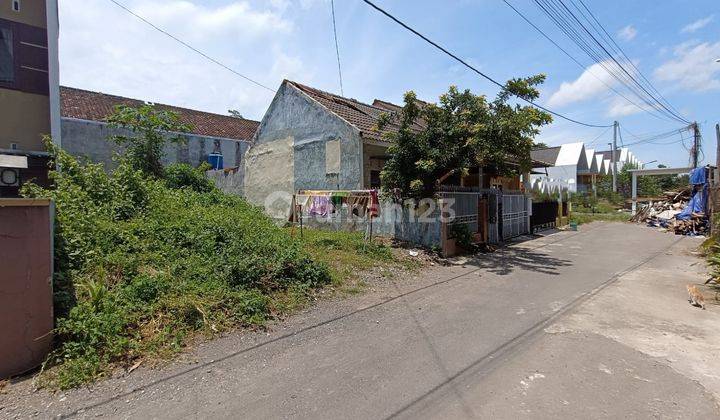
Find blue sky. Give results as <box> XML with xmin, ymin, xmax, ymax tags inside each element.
<box><xmin>60</xmin><ymin>0</ymin><xmax>720</xmax><ymax>168</ymax></box>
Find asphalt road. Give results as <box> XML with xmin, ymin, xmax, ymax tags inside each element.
<box><xmin>3</xmin><ymin>222</ymin><xmax>718</xmax><ymax>418</ymax></box>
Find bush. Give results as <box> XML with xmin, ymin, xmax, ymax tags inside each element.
<box><xmin>23</xmin><ymin>141</ymin><xmax>331</xmax><ymax>389</ymax></box>
<box><xmin>164</xmin><ymin>162</ymin><xmax>215</xmax><ymax>192</ymax></box>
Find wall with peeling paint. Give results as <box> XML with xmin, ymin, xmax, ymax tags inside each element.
<box><xmin>61</xmin><ymin>118</ymin><xmax>249</xmax><ymax>171</ymax></box>
<box><xmin>243</xmin><ymin>81</ymin><xmax>364</xmax><ymax>212</ymax></box>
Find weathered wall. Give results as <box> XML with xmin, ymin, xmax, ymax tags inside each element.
<box><xmin>244</xmin><ymin>137</ymin><xmax>293</xmax><ymax>217</ymax></box>
<box><xmin>296</xmin><ymin>200</ymin><xmax>442</xmax><ymax>248</ymax></box>
<box><xmin>61</xmin><ymin>118</ymin><xmax>249</xmax><ymax>170</ymax></box>
<box><xmin>244</xmin><ymin>82</ymin><xmax>363</xmax><ymax>212</ymax></box>
<box><xmin>206</xmin><ymin>168</ymin><xmax>244</xmax><ymax>197</ymax></box>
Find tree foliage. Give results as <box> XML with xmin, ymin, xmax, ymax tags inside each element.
<box><xmin>379</xmin><ymin>76</ymin><xmax>552</xmax><ymax>199</ymax></box>
<box><xmin>106</xmin><ymin>105</ymin><xmax>192</xmax><ymax>178</ymax></box>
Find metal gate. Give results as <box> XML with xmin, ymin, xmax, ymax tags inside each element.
<box><xmin>501</xmin><ymin>192</ymin><xmax>529</xmax><ymax>240</ymax></box>
<box><xmin>438</xmin><ymin>188</ymin><xmax>528</xmax><ymax>244</ymax></box>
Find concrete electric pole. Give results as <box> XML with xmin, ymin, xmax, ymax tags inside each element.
<box><xmin>692</xmin><ymin>122</ymin><xmax>700</xmax><ymax>168</ymax></box>
<box><xmin>612</xmin><ymin>120</ymin><xmax>618</xmax><ymax>192</ymax></box>
<box><xmin>716</xmin><ymin>123</ymin><xmax>719</xmax><ymax>171</ymax></box>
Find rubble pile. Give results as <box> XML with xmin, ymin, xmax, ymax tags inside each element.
<box><xmin>631</xmin><ymin>187</ymin><xmax>709</xmax><ymax>236</ymax></box>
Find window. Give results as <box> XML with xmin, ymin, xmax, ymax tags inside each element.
<box><xmin>10</xmin><ymin>143</ymin><xmax>17</xmax><ymax>150</ymax></box>
<box><xmin>0</xmin><ymin>27</ymin><xmax>12</xmax><ymax>84</ymax></box>
<box><xmin>12</xmin><ymin>1</ymin><xmax>20</xmax><ymax>12</ymax></box>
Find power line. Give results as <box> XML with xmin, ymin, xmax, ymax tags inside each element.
<box><xmin>531</xmin><ymin>0</ymin><xmax>681</xmax><ymax>122</ymax></box>
<box><xmin>573</xmin><ymin>0</ymin><xmax>684</xmax><ymax>118</ymax></box>
<box><xmin>360</xmin><ymin>0</ymin><xmax>612</xmax><ymax>128</ymax></box>
<box><xmin>501</xmin><ymin>0</ymin><xmax>676</xmax><ymax>123</ymax></box>
<box><xmin>533</xmin><ymin>0</ymin><xmax>690</xmax><ymax>125</ymax></box>
<box><xmin>107</xmin><ymin>0</ymin><xmax>276</xmax><ymax>93</ymax></box>
<box><xmin>330</xmin><ymin>0</ymin><xmax>344</xmax><ymax>96</ymax></box>
<box><xmin>586</xmin><ymin>125</ymin><xmax>612</xmax><ymax>146</ymax></box>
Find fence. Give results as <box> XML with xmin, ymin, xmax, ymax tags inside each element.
<box><xmin>438</xmin><ymin>187</ymin><xmax>529</xmax><ymax>244</ymax></box>
<box><xmin>531</xmin><ymin>201</ymin><xmax>559</xmax><ymax>233</ymax></box>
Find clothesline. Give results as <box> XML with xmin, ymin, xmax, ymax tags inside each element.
<box><xmin>289</xmin><ymin>189</ymin><xmax>381</xmax><ymax>242</ymax></box>
<box><xmin>292</xmin><ymin>189</ymin><xmax>380</xmax><ymax>219</ymax></box>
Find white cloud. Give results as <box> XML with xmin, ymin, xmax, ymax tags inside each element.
<box><xmin>606</xmin><ymin>96</ymin><xmax>641</xmax><ymax>118</ymax></box>
<box><xmin>59</xmin><ymin>0</ymin><xmax>315</xmax><ymax>120</ymax></box>
<box><xmin>681</xmin><ymin>15</ymin><xmax>714</xmax><ymax>33</ymax></box>
<box><xmin>546</xmin><ymin>61</ymin><xmax>616</xmax><ymax>108</ymax></box>
<box><xmin>654</xmin><ymin>40</ymin><xmax>720</xmax><ymax>92</ymax></box>
<box><xmin>617</xmin><ymin>25</ymin><xmax>637</xmax><ymax>41</ymax></box>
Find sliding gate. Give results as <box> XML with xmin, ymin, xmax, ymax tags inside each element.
<box><xmin>438</xmin><ymin>188</ymin><xmax>529</xmax><ymax>244</ymax></box>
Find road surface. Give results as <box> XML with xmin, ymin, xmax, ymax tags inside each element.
<box><xmin>2</xmin><ymin>222</ymin><xmax>718</xmax><ymax>418</ymax></box>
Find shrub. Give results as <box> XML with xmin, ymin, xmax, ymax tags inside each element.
<box><xmin>164</xmin><ymin>162</ymin><xmax>215</xmax><ymax>192</ymax></box>
<box><xmin>23</xmin><ymin>141</ymin><xmax>331</xmax><ymax>388</ymax></box>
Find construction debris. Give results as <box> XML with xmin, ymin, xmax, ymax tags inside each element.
<box><xmin>631</xmin><ymin>187</ymin><xmax>709</xmax><ymax>236</ymax></box>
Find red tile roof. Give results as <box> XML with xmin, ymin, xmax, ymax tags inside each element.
<box><xmin>287</xmin><ymin>81</ymin><xmax>422</xmax><ymax>143</ymax></box>
<box><xmin>60</xmin><ymin>86</ymin><xmax>259</xmax><ymax>141</ymax></box>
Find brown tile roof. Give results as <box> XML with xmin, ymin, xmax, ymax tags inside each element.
<box><xmin>530</xmin><ymin>146</ymin><xmax>561</xmax><ymax>167</ymax></box>
<box><xmin>60</xmin><ymin>86</ymin><xmax>259</xmax><ymax>141</ymax></box>
<box><xmin>287</xmin><ymin>81</ymin><xmax>420</xmax><ymax>143</ymax></box>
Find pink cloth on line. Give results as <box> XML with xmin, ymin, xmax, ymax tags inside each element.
<box><xmin>309</xmin><ymin>196</ymin><xmax>331</xmax><ymax>217</ymax></box>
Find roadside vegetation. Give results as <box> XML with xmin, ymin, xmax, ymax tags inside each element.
<box><xmin>23</xmin><ymin>106</ymin><xmax>408</xmax><ymax>390</ymax></box>
<box><xmin>567</xmin><ymin>161</ymin><xmax>689</xmax><ymax>225</ymax></box>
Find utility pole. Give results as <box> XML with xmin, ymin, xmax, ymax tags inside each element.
<box><xmin>612</xmin><ymin>120</ymin><xmax>618</xmax><ymax>192</ymax></box>
<box><xmin>692</xmin><ymin>122</ymin><xmax>700</xmax><ymax>168</ymax></box>
<box><xmin>715</xmin><ymin>123</ymin><xmax>719</xmax><ymax>172</ymax></box>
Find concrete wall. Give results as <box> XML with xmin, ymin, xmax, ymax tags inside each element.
<box><xmin>297</xmin><ymin>200</ymin><xmax>442</xmax><ymax>248</ymax></box>
<box><xmin>206</xmin><ymin>168</ymin><xmax>244</xmax><ymax>197</ymax></box>
<box><xmin>0</xmin><ymin>89</ymin><xmax>50</xmax><ymax>151</ymax></box>
<box><xmin>244</xmin><ymin>81</ymin><xmax>363</xmax><ymax>211</ymax></box>
<box><xmin>61</xmin><ymin>118</ymin><xmax>249</xmax><ymax>171</ymax></box>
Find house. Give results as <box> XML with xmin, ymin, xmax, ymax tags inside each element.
<box><xmin>530</xmin><ymin>142</ymin><xmax>591</xmax><ymax>193</ymax></box>
<box><xmin>0</xmin><ymin>0</ymin><xmax>60</xmax><ymax>197</ymax></box>
<box><xmin>596</xmin><ymin>147</ymin><xmax>640</xmax><ymax>172</ymax></box>
<box><xmin>60</xmin><ymin>86</ymin><xmax>259</xmax><ymax>171</ymax></box>
<box><xmin>244</xmin><ymin>80</ymin><xmax>536</xmax><ymax>213</ymax></box>
<box><xmin>530</xmin><ymin>142</ymin><xmax>643</xmax><ymax>195</ymax></box>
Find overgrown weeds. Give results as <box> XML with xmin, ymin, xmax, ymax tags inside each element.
<box><xmin>24</xmin><ymin>141</ymin><xmax>333</xmax><ymax>389</ymax></box>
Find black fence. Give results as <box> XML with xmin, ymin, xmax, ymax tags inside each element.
<box><xmin>531</xmin><ymin>201</ymin><xmax>558</xmax><ymax>233</ymax></box>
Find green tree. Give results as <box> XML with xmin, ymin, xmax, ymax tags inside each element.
<box><xmin>228</xmin><ymin>109</ymin><xmax>244</xmax><ymax>119</ymax></box>
<box><xmin>379</xmin><ymin>75</ymin><xmax>552</xmax><ymax>199</ymax></box>
<box><xmin>106</xmin><ymin>105</ymin><xmax>192</xmax><ymax>178</ymax></box>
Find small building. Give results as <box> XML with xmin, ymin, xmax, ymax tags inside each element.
<box><xmin>0</xmin><ymin>0</ymin><xmax>60</xmax><ymax>197</ymax></box>
<box><xmin>244</xmin><ymin>80</ymin><xmax>531</xmax><ymax>213</ymax></box>
<box><xmin>530</xmin><ymin>142</ymin><xmax>591</xmax><ymax>193</ymax></box>
<box><xmin>60</xmin><ymin>86</ymin><xmax>259</xmax><ymax>171</ymax></box>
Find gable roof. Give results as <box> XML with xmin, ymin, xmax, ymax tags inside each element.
<box><xmin>286</xmin><ymin>80</ymin><xmax>423</xmax><ymax>143</ymax></box>
<box><xmin>531</xmin><ymin>146</ymin><xmax>561</xmax><ymax>166</ymax></box>
<box><xmin>60</xmin><ymin>86</ymin><xmax>260</xmax><ymax>141</ymax></box>
<box><xmin>555</xmin><ymin>142</ymin><xmax>589</xmax><ymax>169</ymax></box>
<box><xmin>585</xmin><ymin>148</ymin><xmax>598</xmax><ymax>173</ymax></box>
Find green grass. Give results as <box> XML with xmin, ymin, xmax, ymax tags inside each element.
<box><xmin>292</xmin><ymin>228</ymin><xmax>410</xmax><ymax>293</ymax></box>
<box><xmin>570</xmin><ymin>211</ymin><xmax>631</xmax><ymax>225</ymax></box>
<box><xmin>571</xmin><ymin>198</ymin><xmax>621</xmax><ymax>214</ymax></box>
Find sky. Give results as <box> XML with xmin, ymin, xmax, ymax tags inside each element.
<box><xmin>59</xmin><ymin>0</ymin><xmax>720</xmax><ymax>168</ymax></box>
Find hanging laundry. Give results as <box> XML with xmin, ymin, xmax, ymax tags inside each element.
<box><xmin>368</xmin><ymin>190</ymin><xmax>380</xmax><ymax>218</ymax></box>
<box><xmin>309</xmin><ymin>196</ymin><xmax>331</xmax><ymax>217</ymax></box>
<box><xmin>347</xmin><ymin>195</ymin><xmax>369</xmax><ymax>217</ymax></box>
